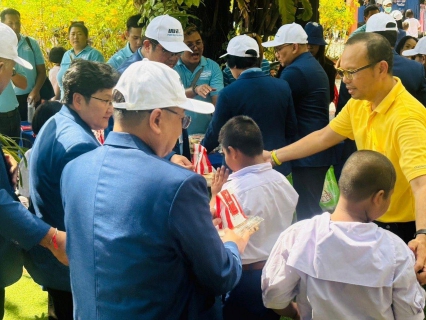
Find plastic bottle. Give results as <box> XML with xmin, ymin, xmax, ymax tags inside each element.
<box><xmin>27</xmin><ymin>102</ymin><xmax>35</xmax><ymax>123</ymax></box>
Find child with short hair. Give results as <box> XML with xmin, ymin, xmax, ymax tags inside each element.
<box><xmin>262</xmin><ymin>150</ymin><xmax>425</xmax><ymax>319</ymax></box>
<box><xmin>210</xmin><ymin>115</ymin><xmax>298</xmax><ymax>320</ymax></box>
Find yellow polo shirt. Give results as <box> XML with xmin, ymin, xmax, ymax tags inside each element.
<box><xmin>330</xmin><ymin>77</ymin><xmax>426</xmax><ymax>223</ymax></box>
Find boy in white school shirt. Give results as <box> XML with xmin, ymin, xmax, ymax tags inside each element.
<box><xmin>262</xmin><ymin>150</ymin><xmax>426</xmax><ymax>320</ymax></box>
<box><xmin>210</xmin><ymin>115</ymin><xmax>298</xmax><ymax>320</ymax></box>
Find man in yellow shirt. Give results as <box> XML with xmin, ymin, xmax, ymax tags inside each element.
<box><xmin>267</xmin><ymin>32</ymin><xmax>426</xmax><ymax>284</ymax></box>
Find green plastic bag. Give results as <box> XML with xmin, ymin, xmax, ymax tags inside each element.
<box><xmin>319</xmin><ymin>166</ymin><xmax>340</xmax><ymax>212</ymax></box>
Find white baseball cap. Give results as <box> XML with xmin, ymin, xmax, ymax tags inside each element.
<box><xmin>366</xmin><ymin>12</ymin><xmax>397</xmax><ymax>32</ymax></box>
<box><xmin>219</xmin><ymin>35</ymin><xmax>259</xmax><ymax>58</ymax></box>
<box><xmin>262</xmin><ymin>23</ymin><xmax>308</xmax><ymax>47</ymax></box>
<box><xmin>144</xmin><ymin>15</ymin><xmax>192</xmax><ymax>53</ymax></box>
<box><xmin>391</xmin><ymin>10</ymin><xmax>403</xmax><ymax>21</ymax></box>
<box><xmin>0</xmin><ymin>23</ymin><xmax>32</xmax><ymax>69</ymax></box>
<box><xmin>113</xmin><ymin>60</ymin><xmax>214</xmax><ymax>114</ymax></box>
<box><xmin>383</xmin><ymin>0</ymin><xmax>392</xmax><ymax>6</ymax></box>
<box><xmin>402</xmin><ymin>37</ymin><xmax>426</xmax><ymax>56</ymax></box>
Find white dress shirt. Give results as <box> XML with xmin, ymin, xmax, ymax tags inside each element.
<box><xmin>222</xmin><ymin>162</ymin><xmax>298</xmax><ymax>264</ymax></box>
<box><xmin>262</xmin><ymin>212</ymin><xmax>425</xmax><ymax>320</ymax></box>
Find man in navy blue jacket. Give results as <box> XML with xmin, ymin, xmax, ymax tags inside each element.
<box><xmin>263</xmin><ymin>23</ymin><xmax>336</xmax><ymax>221</ymax></box>
<box><xmin>62</xmin><ymin>60</ymin><xmax>251</xmax><ymax>319</ymax></box>
<box><xmin>203</xmin><ymin>35</ymin><xmax>297</xmax><ymax>177</ymax></box>
<box><xmin>0</xmin><ymin>22</ymin><xmax>67</xmax><ymax>320</ymax></box>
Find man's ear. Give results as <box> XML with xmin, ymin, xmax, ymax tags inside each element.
<box><xmin>148</xmin><ymin>109</ymin><xmax>162</xmax><ymax>135</ymax></box>
<box><xmin>378</xmin><ymin>60</ymin><xmax>389</xmax><ymax>76</ymax></box>
<box><xmin>124</xmin><ymin>30</ymin><xmax>130</xmax><ymax>40</ymax></box>
<box><xmin>142</xmin><ymin>39</ymin><xmax>151</xmax><ymax>50</ymax></box>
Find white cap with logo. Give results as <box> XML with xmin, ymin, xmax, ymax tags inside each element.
<box><xmin>113</xmin><ymin>59</ymin><xmax>214</xmax><ymax>114</ymax></box>
<box><xmin>366</xmin><ymin>12</ymin><xmax>397</xmax><ymax>32</ymax></box>
<box><xmin>144</xmin><ymin>15</ymin><xmax>192</xmax><ymax>53</ymax></box>
<box><xmin>0</xmin><ymin>23</ymin><xmax>33</xmax><ymax>69</ymax></box>
<box><xmin>262</xmin><ymin>23</ymin><xmax>308</xmax><ymax>47</ymax></box>
<box><xmin>219</xmin><ymin>35</ymin><xmax>259</xmax><ymax>58</ymax></box>
<box><xmin>402</xmin><ymin>37</ymin><xmax>426</xmax><ymax>56</ymax></box>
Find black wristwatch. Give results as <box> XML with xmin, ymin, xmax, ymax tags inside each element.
<box><xmin>192</xmin><ymin>84</ymin><xmax>198</xmax><ymax>95</ymax></box>
<box><xmin>414</xmin><ymin>229</ymin><xmax>426</xmax><ymax>238</ymax></box>
<box><xmin>12</xmin><ymin>68</ymin><xmax>16</xmax><ymax>77</ymax></box>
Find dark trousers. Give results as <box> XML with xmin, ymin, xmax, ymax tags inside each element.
<box><xmin>223</xmin><ymin>269</ymin><xmax>279</xmax><ymax>320</ymax></box>
<box><xmin>0</xmin><ymin>288</ymin><xmax>4</xmax><ymax>320</ymax></box>
<box><xmin>293</xmin><ymin>166</ymin><xmax>329</xmax><ymax>221</ymax></box>
<box><xmin>0</xmin><ymin>108</ymin><xmax>21</xmax><ymax>144</ymax></box>
<box><xmin>46</xmin><ymin>287</ymin><xmax>73</xmax><ymax>320</ymax></box>
<box><xmin>16</xmin><ymin>94</ymin><xmax>29</xmax><ymax>122</ymax></box>
<box><xmin>374</xmin><ymin>221</ymin><xmax>416</xmax><ymax>244</ymax></box>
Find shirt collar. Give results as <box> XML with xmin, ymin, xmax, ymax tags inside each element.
<box><xmin>59</xmin><ymin>105</ymin><xmax>100</xmax><ymax>143</ymax></box>
<box><xmin>177</xmin><ymin>56</ymin><xmax>207</xmax><ymax>70</ymax></box>
<box><xmin>373</xmin><ymin>77</ymin><xmax>404</xmax><ymax>114</ymax></box>
<box><xmin>228</xmin><ymin>162</ymin><xmax>272</xmax><ymax>180</ymax></box>
<box><xmin>125</xmin><ymin>42</ymin><xmax>134</xmax><ymax>55</ymax></box>
<box><xmin>240</xmin><ymin>67</ymin><xmax>262</xmax><ymax>76</ymax></box>
<box><xmin>71</xmin><ymin>45</ymin><xmax>91</xmax><ymax>56</ymax></box>
<box><xmin>104</xmin><ymin>131</ymin><xmax>155</xmax><ymax>155</ymax></box>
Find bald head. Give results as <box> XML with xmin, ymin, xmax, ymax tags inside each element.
<box><xmin>339</xmin><ymin>150</ymin><xmax>396</xmax><ymax>202</ymax></box>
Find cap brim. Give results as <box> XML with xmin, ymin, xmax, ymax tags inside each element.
<box><xmin>14</xmin><ymin>56</ymin><xmax>33</xmax><ymax>69</ymax></box>
<box><xmin>159</xmin><ymin>41</ymin><xmax>192</xmax><ymax>53</ymax></box>
<box><xmin>308</xmin><ymin>38</ymin><xmax>327</xmax><ymax>46</ymax></box>
<box><xmin>219</xmin><ymin>52</ymin><xmax>229</xmax><ymax>58</ymax></box>
<box><xmin>261</xmin><ymin>40</ymin><xmax>283</xmax><ymax>47</ymax></box>
<box><xmin>179</xmin><ymin>98</ymin><xmax>214</xmax><ymax>114</ymax></box>
<box><xmin>402</xmin><ymin>49</ymin><xmax>419</xmax><ymax>56</ymax></box>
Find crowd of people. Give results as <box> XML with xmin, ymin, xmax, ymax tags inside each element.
<box><xmin>0</xmin><ymin>3</ymin><xmax>426</xmax><ymax>320</ymax></box>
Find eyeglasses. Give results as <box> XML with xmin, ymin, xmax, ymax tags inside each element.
<box><xmin>91</xmin><ymin>96</ymin><xmax>113</xmax><ymax>106</ymax></box>
<box><xmin>163</xmin><ymin>108</ymin><xmax>191</xmax><ymax>129</ymax></box>
<box><xmin>185</xmin><ymin>40</ymin><xmax>203</xmax><ymax>51</ymax></box>
<box><xmin>274</xmin><ymin>44</ymin><xmax>292</xmax><ymax>53</ymax></box>
<box><xmin>160</xmin><ymin>45</ymin><xmax>183</xmax><ymax>57</ymax></box>
<box><xmin>335</xmin><ymin>62</ymin><xmax>378</xmax><ymax>80</ymax></box>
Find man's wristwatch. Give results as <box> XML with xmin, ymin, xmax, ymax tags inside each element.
<box><xmin>414</xmin><ymin>229</ymin><xmax>426</xmax><ymax>238</ymax></box>
<box><xmin>12</xmin><ymin>68</ymin><xmax>16</xmax><ymax>77</ymax></box>
<box><xmin>192</xmin><ymin>85</ymin><xmax>198</xmax><ymax>95</ymax></box>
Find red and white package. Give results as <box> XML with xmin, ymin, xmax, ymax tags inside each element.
<box><xmin>216</xmin><ymin>189</ymin><xmax>247</xmax><ymax>230</ymax></box>
<box><xmin>192</xmin><ymin>143</ymin><xmax>213</xmax><ymax>174</ymax></box>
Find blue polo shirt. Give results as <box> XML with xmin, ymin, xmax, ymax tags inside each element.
<box><xmin>1</xmin><ymin>65</ymin><xmax>25</xmax><ymax>112</ymax></box>
<box><xmin>15</xmin><ymin>35</ymin><xmax>45</xmax><ymax>95</ymax></box>
<box><xmin>57</xmin><ymin>46</ymin><xmax>105</xmax><ymax>98</ymax></box>
<box><xmin>107</xmin><ymin>42</ymin><xmax>133</xmax><ymax>70</ymax></box>
<box><xmin>174</xmin><ymin>56</ymin><xmax>223</xmax><ymax>134</ymax></box>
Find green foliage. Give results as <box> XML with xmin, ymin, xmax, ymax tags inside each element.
<box><xmin>1</xmin><ymin>0</ymin><xmax>136</xmax><ymax>63</ymax></box>
<box><xmin>135</xmin><ymin>0</ymin><xmax>202</xmax><ymax>30</ymax></box>
<box><xmin>319</xmin><ymin>0</ymin><xmax>358</xmax><ymax>42</ymax></box>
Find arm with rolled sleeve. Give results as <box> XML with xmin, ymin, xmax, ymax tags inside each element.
<box><xmin>169</xmin><ymin>174</ymin><xmax>242</xmax><ymax>295</ymax></box>
<box><xmin>262</xmin><ymin>228</ymin><xmax>301</xmax><ymax>310</ymax></box>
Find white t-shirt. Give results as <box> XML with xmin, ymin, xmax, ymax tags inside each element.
<box><xmin>221</xmin><ymin>162</ymin><xmax>298</xmax><ymax>264</ymax></box>
<box><xmin>262</xmin><ymin>212</ymin><xmax>425</xmax><ymax>320</ymax></box>
<box><xmin>406</xmin><ymin>17</ymin><xmax>421</xmax><ymax>37</ymax></box>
